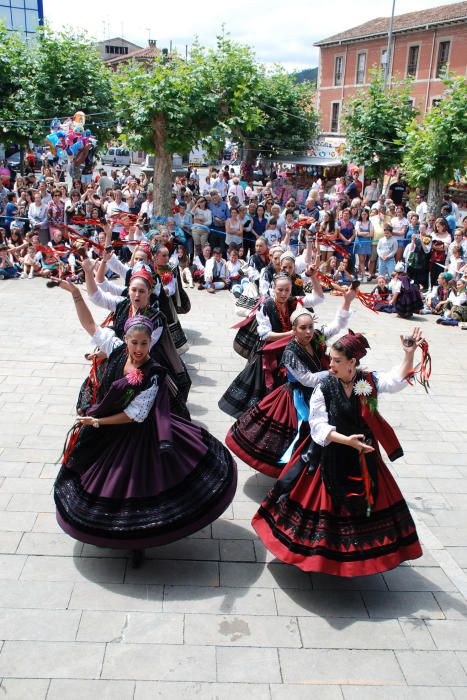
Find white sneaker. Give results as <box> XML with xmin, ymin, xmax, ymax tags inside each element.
<box><xmin>20</xmin><ymin>271</ymin><xmax>27</xmax><ymax>278</ymax></box>
<box><xmin>28</xmin><ymin>272</ymin><xmax>34</xmax><ymax>279</ymax></box>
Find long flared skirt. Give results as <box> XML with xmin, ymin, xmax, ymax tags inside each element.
<box><xmin>252</xmin><ymin>460</ymin><xmax>422</xmax><ymax>576</ymax></box>
<box><xmin>167</xmin><ymin>298</ymin><xmax>189</xmax><ymax>355</ymax></box>
<box><xmin>226</xmin><ymin>384</ymin><xmax>306</xmax><ymax>478</ymax></box>
<box><xmin>55</xmin><ymin>419</ymin><xmax>237</xmax><ymax>549</ymax></box>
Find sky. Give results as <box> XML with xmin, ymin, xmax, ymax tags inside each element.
<box><xmin>44</xmin><ymin>0</ymin><xmax>462</xmax><ymax>72</ymax></box>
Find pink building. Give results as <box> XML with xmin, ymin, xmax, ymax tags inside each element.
<box><xmin>315</xmin><ymin>1</ymin><xmax>467</xmax><ymax>135</ymax></box>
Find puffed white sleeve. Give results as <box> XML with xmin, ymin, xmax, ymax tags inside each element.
<box><xmin>308</xmin><ymin>385</ymin><xmax>335</xmax><ymax>446</ymax></box>
<box><xmin>90</xmin><ymin>326</ymin><xmax>123</xmax><ymax>357</ymax></box>
<box><xmin>164</xmin><ymin>275</ymin><xmax>177</xmax><ymax>296</ymax></box>
<box><xmin>322</xmin><ymin>307</ymin><xmax>352</xmax><ymax>340</ymax></box>
<box><xmin>256</xmin><ymin>307</ymin><xmax>273</xmax><ymax>340</ymax></box>
<box><xmin>150</xmin><ymin>325</ymin><xmax>163</xmax><ymax>348</ymax></box>
<box><xmin>286</xmin><ymin>364</ymin><xmax>329</xmax><ymax>388</ymax></box>
<box><xmin>107</xmin><ymin>255</ymin><xmax>130</xmax><ymax>277</ymax></box>
<box><xmin>96</xmin><ymin>278</ymin><xmax>126</xmax><ymax>296</ymax></box>
<box><xmin>258</xmin><ymin>269</ymin><xmax>271</xmax><ymax>296</ymax></box>
<box><xmin>89</xmin><ymin>287</ymin><xmax>124</xmax><ymax>311</ymax></box>
<box><xmin>373</xmin><ymin>368</ymin><xmax>407</xmax><ymax>394</ymax></box>
<box><xmin>124</xmin><ymin>375</ymin><xmax>159</xmax><ymax>422</ymax></box>
<box><xmin>302</xmin><ymin>289</ymin><xmax>325</xmax><ymax>309</ymax></box>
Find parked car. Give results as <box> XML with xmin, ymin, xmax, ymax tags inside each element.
<box><xmin>101</xmin><ymin>147</ymin><xmax>131</xmax><ymax>167</ymax></box>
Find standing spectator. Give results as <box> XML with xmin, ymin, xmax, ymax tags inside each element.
<box><xmin>363</xmin><ymin>178</ymin><xmax>381</xmax><ymax>207</ymax></box>
<box><xmin>391</xmin><ymin>205</ymin><xmax>409</xmax><ymax>261</ymax></box>
<box><xmin>415</xmin><ymin>193</ymin><xmax>428</xmax><ymax>224</ymax></box>
<box><xmin>225</xmin><ymin>207</ymin><xmax>243</xmax><ymax>248</ymax></box>
<box><xmin>228</xmin><ymin>177</ymin><xmax>245</xmax><ymax>205</ymax></box>
<box><xmin>441</xmin><ymin>205</ymin><xmax>456</xmax><ymax>235</ymax></box>
<box><xmin>354</xmin><ymin>207</ymin><xmax>373</xmax><ymax>281</ymax></box>
<box><xmin>47</xmin><ymin>190</ymin><xmax>65</xmax><ymax>240</ymax></box>
<box><xmin>252</xmin><ymin>204</ymin><xmax>267</xmax><ymax>240</ymax></box>
<box><xmin>388</xmin><ymin>174</ymin><xmax>406</xmax><ymax>206</ymax></box>
<box><xmin>377</xmin><ymin>224</ymin><xmax>398</xmax><ymax>278</ymax></box>
<box><xmin>208</xmin><ymin>190</ymin><xmax>229</xmax><ymax>254</ymax></box>
<box><xmin>191</xmin><ymin>197</ymin><xmax>212</xmax><ymax>255</ymax></box>
<box><xmin>28</xmin><ymin>193</ymin><xmax>49</xmax><ymax>244</ymax></box>
<box><xmin>3</xmin><ymin>193</ymin><xmax>18</xmax><ymax>235</ymax></box>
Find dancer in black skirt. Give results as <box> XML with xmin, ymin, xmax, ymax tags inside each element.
<box><xmin>226</xmin><ymin>287</ymin><xmax>357</xmax><ymax>477</ymax></box>
<box><xmin>53</xmin><ymin>278</ymin><xmax>236</xmax><ymax>567</ymax></box>
<box><xmin>219</xmin><ymin>267</ymin><xmax>325</xmax><ymax>419</ymax></box>
<box><xmin>77</xmin><ymin>258</ymin><xmax>191</xmax><ymax>419</ymax></box>
<box><xmin>253</xmin><ymin>328</ymin><xmax>425</xmax><ymax>576</ymax></box>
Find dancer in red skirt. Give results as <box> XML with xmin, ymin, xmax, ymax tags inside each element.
<box><xmin>226</xmin><ymin>288</ymin><xmax>357</xmax><ymax>478</ymax></box>
<box><xmin>252</xmin><ymin>328</ymin><xmax>424</xmax><ymax>576</ymax></box>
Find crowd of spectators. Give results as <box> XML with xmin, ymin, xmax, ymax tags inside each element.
<box><xmin>0</xmin><ymin>158</ymin><xmax>465</xmax><ymax>325</ymax></box>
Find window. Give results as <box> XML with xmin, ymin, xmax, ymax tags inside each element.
<box><xmin>407</xmin><ymin>45</ymin><xmax>419</xmax><ymax>77</ymax></box>
<box><xmin>436</xmin><ymin>41</ymin><xmax>450</xmax><ymax>77</ymax></box>
<box><xmin>432</xmin><ymin>98</ymin><xmax>442</xmax><ymax>108</ymax></box>
<box><xmin>331</xmin><ymin>103</ymin><xmax>340</xmax><ymax>133</ymax></box>
<box><xmin>356</xmin><ymin>53</ymin><xmax>366</xmax><ymax>84</ymax></box>
<box><xmin>380</xmin><ymin>48</ymin><xmax>388</xmax><ymax>69</ymax></box>
<box><xmin>334</xmin><ymin>56</ymin><xmax>344</xmax><ymax>86</ymax></box>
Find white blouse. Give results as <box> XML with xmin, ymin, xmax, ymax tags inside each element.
<box><xmin>309</xmin><ymin>368</ymin><xmax>407</xmax><ymax>446</ymax></box>
<box><xmin>90</xmin><ymin>326</ymin><xmax>160</xmax><ymax>423</ymax></box>
<box><xmin>256</xmin><ymin>291</ymin><xmax>324</xmax><ymax>341</ymax></box>
<box><xmin>285</xmin><ymin>308</ymin><xmax>352</xmax><ymax>388</ymax></box>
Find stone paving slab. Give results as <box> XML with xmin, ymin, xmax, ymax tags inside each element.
<box><xmin>0</xmin><ymin>278</ymin><xmax>466</xmax><ymax>696</ymax></box>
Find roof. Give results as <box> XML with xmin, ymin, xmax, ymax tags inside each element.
<box><xmin>105</xmin><ymin>44</ymin><xmax>162</xmax><ymax>65</ymax></box>
<box><xmin>315</xmin><ymin>0</ymin><xmax>467</xmax><ymax>46</ymax></box>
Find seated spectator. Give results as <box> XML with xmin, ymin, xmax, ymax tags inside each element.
<box><xmin>336</xmin><ymin>259</ymin><xmax>354</xmax><ymax>286</ymax></box>
<box><xmin>0</xmin><ymin>242</ymin><xmax>21</xmax><ymax>279</ymax></box>
<box><xmin>193</xmin><ymin>244</ymin><xmax>212</xmax><ymax>288</ymax></box>
<box><xmin>371</xmin><ymin>274</ymin><xmax>393</xmax><ymax>312</ymax></box>
<box><xmin>204</xmin><ymin>247</ymin><xmax>228</xmax><ymax>293</ymax></box>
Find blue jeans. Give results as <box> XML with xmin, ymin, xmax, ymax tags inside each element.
<box><xmin>378</xmin><ymin>257</ymin><xmax>395</xmax><ymax>277</ymax></box>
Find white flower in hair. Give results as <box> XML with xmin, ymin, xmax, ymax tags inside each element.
<box><xmin>353</xmin><ymin>379</ymin><xmax>372</xmax><ymax>397</ymax></box>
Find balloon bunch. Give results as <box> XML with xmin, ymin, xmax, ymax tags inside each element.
<box><xmin>45</xmin><ymin>111</ymin><xmax>98</xmax><ymax>169</ymax></box>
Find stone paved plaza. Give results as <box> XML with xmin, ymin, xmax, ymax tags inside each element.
<box><xmin>0</xmin><ymin>276</ymin><xmax>466</xmax><ymax>699</ymax></box>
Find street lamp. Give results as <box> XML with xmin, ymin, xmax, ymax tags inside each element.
<box><xmin>384</xmin><ymin>0</ymin><xmax>396</xmax><ymax>87</ymax></box>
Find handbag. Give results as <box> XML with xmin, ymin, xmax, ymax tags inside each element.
<box><xmin>235</xmin><ymin>281</ymin><xmax>259</xmax><ymax>317</ymax></box>
<box><xmin>173</xmin><ymin>268</ymin><xmax>191</xmax><ymax>314</ymax></box>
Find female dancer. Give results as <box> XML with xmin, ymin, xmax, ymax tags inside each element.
<box><xmin>226</xmin><ymin>289</ymin><xmax>356</xmax><ymax>477</ymax></box>
<box><xmin>78</xmin><ymin>258</ymin><xmax>191</xmax><ymax>418</ymax></box>
<box><xmin>252</xmin><ymin>328</ymin><xmax>424</xmax><ymax>576</ymax></box>
<box><xmin>219</xmin><ymin>268</ymin><xmax>324</xmax><ymax>418</ymax></box>
<box><xmin>53</xmin><ymin>279</ymin><xmax>237</xmax><ymax>566</ymax></box>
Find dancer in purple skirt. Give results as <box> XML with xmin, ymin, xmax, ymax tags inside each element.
<box><xmin>52</xmin><ymin>278</ymin><xmax>237</xmax><ymax>567</ymax></box>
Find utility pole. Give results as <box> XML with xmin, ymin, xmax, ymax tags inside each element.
<box><xmin>385</xmin><ymin>0</ymin><xmax>396</xmax><ymax>87</ymax></box>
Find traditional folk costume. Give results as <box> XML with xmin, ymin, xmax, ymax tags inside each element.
<box><xmin>393</xmin><ymin>273</ymin><xmax>424</xmax><ymax>318</ymax></box>
<box><xmin>156</xmin><ymin>263</ymin><xmax>190</xmax><ymax>354</ymax></box>
<box><xmin>56</xmin><ymin>318</ymin><xmax>237</xmax><ymax>550</ymax></box>
<box><xmin>253</xmin><ymin>333</ymin><xmax>422</xmax><ymax>577</ymax></box>
<box><xmin>80</xmin><ymin>268</ymin><xmax>191</xmax><ymax>419</ymax></box>
<box><xmin>226</xmin><ymin>305</ymin><xmax>351</xmax><ymax>477</ymax></box>
<box><xmin>219</xmin><ymin>290</ymin><xmax>324</xmax><ymax>419</ymax></box>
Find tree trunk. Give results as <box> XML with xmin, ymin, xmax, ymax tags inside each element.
<box><xmin>19</xmin><ymin>144</ymin><xmax>25</xmax><ymax>176</ymax></box>
<box><xmin>427</xmin><ymin>178</ymin><xmax>444</xmax><ymax>216</ymax></box>
<box><xmin>152</xmin><ymin>114</ymin><xmax>173</xmax><ymax>218</ymax></box>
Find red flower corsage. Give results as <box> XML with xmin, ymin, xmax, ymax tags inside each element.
<box><xmin>161</xmin><ymin>271</ymin><xmax>173</xmax><ymax>285</ymax></box>
<box><xmin>126</xmin><ymin>368</ymin><xmax>144</xmax><ymax>386</ymax></box>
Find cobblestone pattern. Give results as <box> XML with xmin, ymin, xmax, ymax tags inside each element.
<box><xmin>0</xmin><ymin>278</ymin><xmax>466</xmax><ymax>698</ymax></box>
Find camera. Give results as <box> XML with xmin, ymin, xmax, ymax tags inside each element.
<box><xmin>402</xmin><ymin>336</ymin><xmax>416</xmax><ymax>347</ymax></box>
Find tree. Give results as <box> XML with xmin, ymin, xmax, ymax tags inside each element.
<box><xmin>0</xmin><ymin>24</ymin><xmax>115</xmax><ymax>171</ymax></box>
<box><xmin>113</xmin><ymin>45</ymin><xmax>226</xmax><ymax>217</ymax></box>
<box><xmin>0</xmin><ymin>23</ymin><xmax>37</xmax><ymax>168</ymax></box>
<box><xmin>113</xmin><ymin>35</ymin><xmax>319</xmax><ymax>215</ymax></box>
<box><xmin>33</xmin><ymin>27</ymin><xmax>115</xmax><ymax>145</ymax></box>
<box><xmin>342</xmin><ymin>69</ymin><xmax>416</xmax><ymax>180</ymax></box>
<box><xmin>199</xmin><ymin>37</ymin><xmax>318</xmax><ymax>173</ymax></box>
<box><xmin>401</xmin><ymin>75</ymin><xmax>467</xmax><ymax>214</ymax></box>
